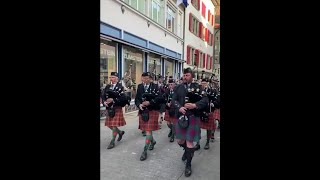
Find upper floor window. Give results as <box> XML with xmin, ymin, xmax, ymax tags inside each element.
<box><xmin>191</xmin><ymin>0</ymin><xmax>200</xmax><ymax>10</ymax></box>
<box><xmin>151</xmin><ymin>0</ymin><xmax>161</xmax><ymax>23</ymax></box>
<box><xmin>123</xmin><ymin>0</ymin><xmax>147</xmax><ymax>15</ymax></box>
<box><xmin>166</xmin><ymin>6</ymin><xmax>175</xmax><ymax>33</ymax></box>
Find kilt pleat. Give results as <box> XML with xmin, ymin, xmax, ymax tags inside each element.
<box><xmin>200</xmin><ymin>112</ymin><xmax>216</xmax><ymax>130</ymax></box>
<box><xmin>164</xmin><ymin>110</ymin><xmax>177</xmax><ymax>124</ymax></box>
<box><xmin>138</xmin><ymin>110</ymin><xmax>160</xmax><ymax>131</ymax></box>
<box><xmin>175</xmin><ymin>115</ymin><xmax>201</xmax><ymax>142</ymax></box>
<box><xmin>105</xmin><ymin>107</ymin><xmax>126</xmax><ymax>127</ymax></box>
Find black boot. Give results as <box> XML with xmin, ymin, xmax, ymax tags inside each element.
<box><xmin>140</xmin><ymin>150</ymin><xmax>147</xmax><ymax>161</ymax></box>
<box><xmin>185</xmin><ymin>147</ymin><xmax>195</xmax><ymax>177</ymax></box>
<box><xmin>211</xmin><ymin>129</ymin><xmax>215</xmax><ymax>142</ymax></box>
<box><xmin>169</xmin><ymin>134</ymin><xmax>175</xmax><ymax>142</ymax></box>
<box><xmin>194</xmin><ymin>142</ymin><xmax>200</xmax><ymax>151</ymax></box>
<box><xmin>117</xmin><ymin>131</ymin><xmax>125</xmax><ymax>141</ymax></box>
<box><xmin>179</xmin><ymin>141</ymin><xmax>187</xmax><ymax>161</ymax></box>
<box><xmin>148</xmin><ymin>140</ymin><xmax>157</xmax><ymax>150</ymax></box>
<box><xmin>107</xmin><ymin>141</ymin><xmax>115</xmax><ymax>149</ymax></box>
<box><xmin>204</xmin><ymin>139</ymin><xmax>210</xmax><ymax>150</ymax></box>
<box><xmin>167</xmin><ymin>124</ymin><xmax>172</xmax><ymax>137</ymax></box>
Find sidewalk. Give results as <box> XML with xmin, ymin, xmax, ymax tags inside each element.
<box><xmin>101</xmin><ymin>111</ymin><xmax>220</xmax><ymax>180</ymax></box>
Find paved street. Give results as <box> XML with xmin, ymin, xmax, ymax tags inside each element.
<box><xmin>101</xmin><ymin>112</ymin><xmax>220</xmax><ymax>180</ymax></box>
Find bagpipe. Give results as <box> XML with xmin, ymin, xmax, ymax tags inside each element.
<box><xmin>139</xmin><ymin>85</ymin><xmax>164</xmax><ymax>122</ymax></box>
<box><xmin>104</xmin><ymin>87</ymin><xmax>131</xmax><ymax>108</ymax></box>
<box><xmin>186</xmin><ymin>84</ymin><xmax>208</xmax><ymax>119</ymax></box>
<box><xmin>165</xmin><ymin>89</ymin><xmax>176</xmax><ymax>117</ymax></box>
<box><xmin>185</xmin><ymin>86</ymin><xmax>204</xmax><ymax>104</ymax></box>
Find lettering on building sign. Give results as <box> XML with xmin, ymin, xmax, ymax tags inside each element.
<box><xmin>149</xmin><ymin>58</ymin><xmax>161</xmax><ymax>65</ymax></box>
<box><xmin>124</xmin><ymin>52</ymin><xmax>142</xmax><ymax>62</ymax></box>
<box><xmin>100</xmin><ymin>48</ymin><xmax>115</xmax><ymax>56</ymax></box>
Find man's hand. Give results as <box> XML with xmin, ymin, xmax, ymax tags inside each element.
<box><xmin>167</xmin><ymin>102</ymin><xmax>171</xmax><ymax>107</ymax></box>
<box><xmin>139</xmin><ymin>104</ymin><xmax>145</xmax><ymax>110</ymax></box>
<box><xmin>106</xmin><ymin>98</ymin><xmax>113</xmax><ymax>103</ymax></box>
<box><xmin>184</xmin><ymin>103</ymin><xmax>197</xmax><ymax>109</ymax></box>
<box><xmin>142</xmin><ymin>101</ymin><xmax>150</xmax><ymax>106</ymax></box>
<box><xmin>179</xmin><ymin>107</ymin><xmax>187</xmax><ymax>114</ymax></box>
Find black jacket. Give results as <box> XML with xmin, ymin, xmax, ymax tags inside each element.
<box><xmin>172</xmin><ymin>83</ymin><xmax>209</xmax><ymax>117</ymax></box>
<box><xmin>102</xmin><ymin>82</ymin><xmax>130</xmax><ymax>107</ymax></box>
<box><xmin>135</xmin><ymin>82</ymin><xmax>165</xmax><ymax>111</ymax></box>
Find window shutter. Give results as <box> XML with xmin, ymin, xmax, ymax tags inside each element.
<box><xmin>187</xmin><ymin>46</ymin><xmax>190</xmax><ymax>65</ymax></box>
<box><xmin>189</xmin><ymin>13</ymin><xmax>193</xmax><ymax>32</ymax></box>
<box><xmin>199</xmin><ymin>22</ymin><xmax>202</xmax><ymax>38</ymax></box>
<box><xmin>202</xmin><ymin>53</ymin><xmax>206</xmax><ymax>68</ymax></box>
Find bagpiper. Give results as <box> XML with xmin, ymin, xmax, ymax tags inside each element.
<box><xmin>135</xmin><ymin>72</ymin><xmax>166</xmax><ymax>161</ymax></box>
<box><xmin>164</xmin><ymin>79</ymin><xmax>177</xmax><ymax>142</ymax></box>
<box><xmin>102</xmin><ymin>72</ymin><xmax>131</xmax><ymax>149</ymax></box>
<box><xmin>198</xmin><ymin>78</ymin><xmax>218</xmax><ymax>149</ymax></box>
<box><xmin>172</xmin><ymin>68</ymin><xmax>209</xmax><ymax>177</ymax></box>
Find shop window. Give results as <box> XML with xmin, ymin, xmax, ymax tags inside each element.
<box><xmin>148</xmin><ymin>54</ymin><xmax>161</xmax><ymax>79</ymax></box>
<box><xmin>100</xmin><ymin>39</ymin><xmax>117</xmax><ymax>90</ymax></box>
<box><xmin>122</xmin><ymin>46</ymin><xmax>144</xmax><ymax>100</ymax></box>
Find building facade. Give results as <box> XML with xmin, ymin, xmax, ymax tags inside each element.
<box><xmin>212</xmin><ymin>0</ymin><xmax>220</xmax><ymax>82</ymax></box>
<box><xmin>183</xmin><ymin>0</ymin><xmax>215</xmax><ymax>80</ymax></box>
<box><xmin>101</xmin><ymin>0</ymin><xmax>185</xmax><ymax>112</ymax></box>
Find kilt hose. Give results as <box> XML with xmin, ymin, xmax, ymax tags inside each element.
<box><xmin>200</xmin><ymin>112</ymin><xmax>216</xmax><ymax>130</ymax></box>
<box><xmin>105</xmin><ymin>107</ymin><xmax>126</xmax><ymax>127</ymax></box>
<box><xmin>175</xmin><ymin>115</ymin><xmax>201</xmax><ymax>142</ymax></box>
<box><xmin>138</xmin><ymin>110</ymin><xmax>160</xmax><ymax>131</ymax></box>
<box><xmin>164</xmin><ymin>109</ymin><xmax>177</xmax><ymax>124</ymax></box>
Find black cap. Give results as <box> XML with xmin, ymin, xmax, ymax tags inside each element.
<box><xmin>110</xmin><ymin>72</ymin><xmax>118</xmax><ymax>77</ymax></box>
<box><xmin>169</xmin><ymin>76</ymin><xmax>173</xmax><ymax>79</ymax></box>
<box><xmin>183</xmin><ymin>68</ymin><xmax>193</xmax><ymax>74</ymax></box>
<box><xmin>202</xmin><ymin>78</ymin><xmax>208</xmax><ymax>82</ymax></box>
<box><xmin>168</xmin><ymin>79</ymin><xmax>175</xmax><ymax>83</ymax></box>
<box><xmin>142</xmin><ymin>72</ymin><xmax>151</xmax><ymax>77</ymax></box>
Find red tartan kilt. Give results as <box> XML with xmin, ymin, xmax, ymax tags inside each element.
<box><xmin>138</xmin><ymin>110</ymin><xmax>160</xmax><ymax>131</ymax></box>
<box><xmin>200</xmin><ymin>112</ymin><xmax>216</xmax><ymax>130</ymax></box>
<box><xmin>213</xmin><ymin>109</ymin><xmax>220</xmax><ymax>121</ymax></box>
<box><xmin>105</xmin><ymin>107</ymin><xmax>126</xmax><ymax>127</ymax></box>
<box><xmin>164</xmin><ymin>110</ymin><xmax>176</xmax><ymax>124</ymax></box>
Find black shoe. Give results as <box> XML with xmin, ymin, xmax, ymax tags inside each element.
<box><xmin>168</xmin><ymin>130</ymin><xmax>172</xmax><ymax>138</ymax></box>
<box><xmin>194</xmin><ymin>143</ymin><xmax>200</xmax><ymax>151</ymax></box>
<box><xmin>117</xmin><ymin>131</ymin><xmax>125</xmax><ymax>141</ymax></box>
<box><xmin>185</xmin><ymin>165</ymin><xmax>192</xmax><ymax>177</ymax></box>
<box><xmin>204</xmin><ymin>141</ymin><xmax>210</xmax><ymax>150</ymax></box>
<box><xmin>169</xmin><ymin>135</ymin><xmax>174</xmax><ymax>142</ymax></box>
<box><xmin>142</xmin><ymin>131</ymin><xmax>146</xmax><ymax>136</ymax></box>
<box><xmin>140</xmin><ymin>150</ymin><xmax>147</xmax><ymax>161</ymax></box>
<box><xmin>107</xmin><ymin>142</ymin><xmax>115</xmax><ymax>149</ymax></box>
<box><xmin>182</xmin><ymin>151</ymin><xmax>187</xmax><ymax>161</ymax></box>
<box><xmin>148</xmin><ymin>141</ymin><xmax>156</xmax><ymax>150</ymax></box>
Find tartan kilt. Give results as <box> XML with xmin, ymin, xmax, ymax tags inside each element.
<box><xmin>164</xmin><ymin>109</ymin><xmax>177</xmax><ymax>124</ymax></box>
<box><xmin>213</xmin><ymin>109</ymin><xmax>220</xmax><ymax>121</ymax></box>
<box><xmin>175</xmin><ymin>115</ymin><xmax>201</xmax><ymax>142</ymax></box>
<box><xmin>105</xmin><ymin>107</ymin><xmax>126</xmax><ymax>127</ymax></box>
<box><xmin>200</xmin><ymin>112</ymin><xmax>216</xmax><ymax>130</ymax></box>
<box><xmin>138</xmin><ymin>110</ymin><xmax>160</xmax><ymax>131</ymax></box>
